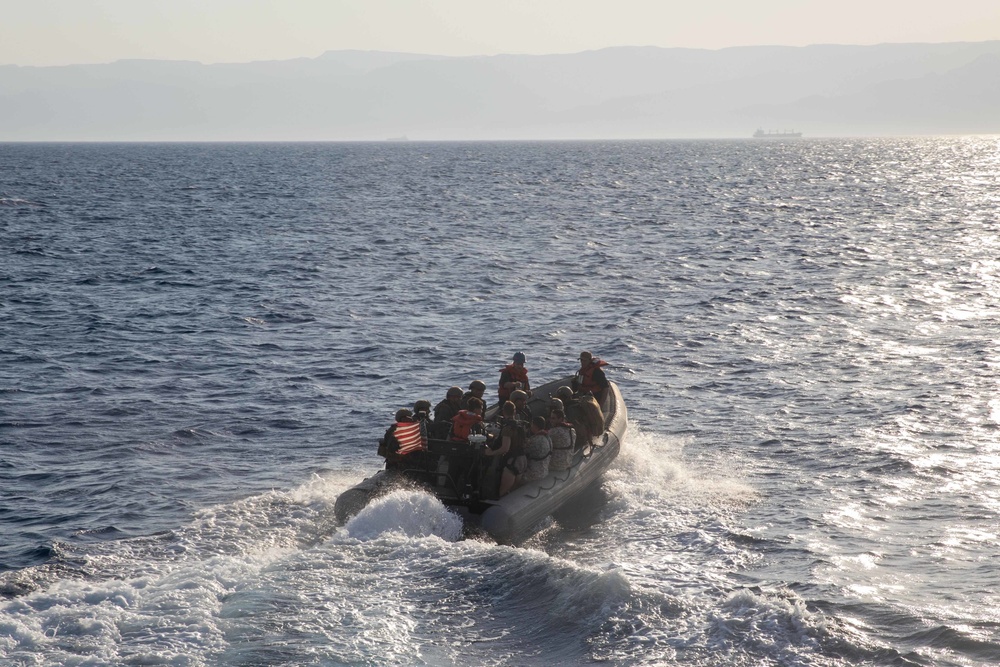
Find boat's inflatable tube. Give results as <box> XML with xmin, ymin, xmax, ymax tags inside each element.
<box><xmin>477</xmin><ymin>381</ymin><xmax>626</xmax><ymax>543</ymax></box>
<box><xmin>334</xmin><ymin>476</ymin><xmax>383</xmax><ymax>525</ymax></box>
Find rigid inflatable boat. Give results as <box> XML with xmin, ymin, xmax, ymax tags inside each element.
<box><xmin>334</xmin><ymin>376</ymin><xmax>627</xmax><ymax>544</ymax></box>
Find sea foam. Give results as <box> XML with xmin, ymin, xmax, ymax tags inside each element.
<box><xmin>343</xmin><ymin>489</ymin><xmax>464</xmax><ymax>542</ymax></box>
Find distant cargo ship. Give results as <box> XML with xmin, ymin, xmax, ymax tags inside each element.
<box><xmin>754</xmin><ymin>128</ymin><xmax>802</xmax><ymax>138</ymax></box>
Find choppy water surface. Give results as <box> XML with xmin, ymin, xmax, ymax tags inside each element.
<box><xmin>2</xmin><ymin>138</ymin><xmax>1000</xmax><ymax>665</ymax></box>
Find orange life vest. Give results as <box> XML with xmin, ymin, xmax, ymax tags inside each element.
<box><xmin>450</xmin><ymin>410</ymin><xmax>483</xmax><ymax>442</ymax></box>
<box><xmin>498</xmin><ymin>364</ymin><xmax>529</xmax><ymax>402</ymax></box>
<box><xmin>576</xmin><ymin>359</ymin><xmax>609</xmax><ymax>395</ymax></box>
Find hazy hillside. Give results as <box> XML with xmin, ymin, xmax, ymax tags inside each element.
<box><xmin>2</xmin><ymin>42</ymin><xmax>999</xmax><ymax>140</ymax></box>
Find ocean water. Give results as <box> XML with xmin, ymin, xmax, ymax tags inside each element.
<box><xmin>2</xmin><ymin>137</ymin><xmax>999</xmax><ymax>666</ymax></box>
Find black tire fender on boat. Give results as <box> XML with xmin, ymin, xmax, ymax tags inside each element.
<box><xmin>333</xmin><ymin>476</ymin><xmax>382</xmax><ymax>524</ymax></box>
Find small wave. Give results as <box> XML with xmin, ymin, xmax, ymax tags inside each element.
<box><xmin>865</xmin><ymin>459</ymin><xmax>917</xmax><ymax>476</ymax></box>
<box><xmin>170</xmin><ymin>427</ymin><xmax>221</xmax><ymax>440</ymax></box>
<box><xmin>254</xmin><ymin>312</ymin><xmax>316</xmax><ymax>324</ymax></box>
<box><xmin>265</xmin><ymin>418</ymin><xmax>307</xmax><ymax>430</ymax></box>
<box><xmin>73</xmin><ymin>526</ymin><xmax>128</xmax><ymax>541</ymax></box>
<box><xmin>152</xmin><ymin>280</ymin><xmax>200</xmax><ymax>288</ymax></box>
<box><xmin>0</xmin><ymin>197</ymin><xmax>42</xmax><ymax>207</ymax></box>
<box><xmin>0</xmin><ymin>420</ymin><xmax>50</xmax><ymax>429</ymax></box>
<box><xmin>901</xmin><ymin>624</ymin><xmax>1000</xmax><ymax>663</ymax></box>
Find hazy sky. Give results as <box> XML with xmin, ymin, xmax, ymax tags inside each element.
<box><xmin>2</xmin><ymin>0</ymin><xmax>999</xmax><ymax>67</ymax></box>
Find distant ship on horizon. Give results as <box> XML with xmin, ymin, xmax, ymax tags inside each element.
<box><xmin>754</xmin><ymin>128</ymin><xmax>803</xmax><ymax>138</ymax></box>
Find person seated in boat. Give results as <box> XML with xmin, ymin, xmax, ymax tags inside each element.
<box><xmin>492</xmin><ymin>388</ymin><xmax>530</xmax><ymax>423</ymax></box>
<box><xmin>547</xmin><ymin>409</ymin><xmax>576</xmax><ymax>472</ymax></box>
<box><xmin>412</xmin><ymin>399</ymin><xmax>432</xmax><ymax>423</ymax></box>
<box><xmin>434</xmin><ymin>386</ymin><xmax>463</xmax><ymax>424</ymax></box>
<box><xmin>555</xmin><ymin>385</ymin><xmax>575</xmax><ymax>408</ymax></box>
<box><xmin>479</xmin><ymin>400</ymin><xmax>517</xmax><ymax>499</ymax></box>
<box><xmin>508</xmin><ymin>389</ymin><xmax>533</xmax><ymax>423</ymax></box>
<box><xmin>548</xmin><ymin>396</ymin><xmax>565</xmax><ymax>417</ymax></box>
<box><xmin>519</xmin><ymin>416</ymin><xmax>552</xmax><ymax>483</ymax></box>
<box><xmin>461</xmin><ymin>379</ymin><xmax>487</xmax><ymax>410</ymax></box>
<box><xmin>498</xmin><ymin>351</ymin><xmax>530</xmax><ymax>404</ymax></box>
<box><xmin>576</xmin><ymin>350</ymin><xmax>610</xmax><ymax>407</ymax></box>
<box><xmin>379</xmin><ymin>408</ymin><xmax>428</xmax><ymax>470</ymax></box>
<box><xmin>497</xmin><ymin>402</ymin><xmax>529</xmax><ymax>497</ymax></box>
<box><xmin>450</xmin><ymin>397</ymin><xmax>485</xmax><ymax>442</ymax></box>
<box><xmin>556</xmin><ymin>385</ymin><xmax>588</xmax><ymax>449</ymax></box>
<box><xmin>573</xmin><ymin>378</ymin><xmax>606</xmax><ymax>447</ymax></box>
<box><xmin>410</xmin><ymin>398</ymin><xmax>440</xmax><ymax>439</ymax></box>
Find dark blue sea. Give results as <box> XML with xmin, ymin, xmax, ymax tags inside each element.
<box><xmin>3</xmin><ymin>138</ymin><xmax>1000</xmax><ymax>666</ymax></box>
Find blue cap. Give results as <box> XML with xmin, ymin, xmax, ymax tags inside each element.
<box><xmin>513</xmin><ymin>351</ymin><xmax>526</xmax><ymax>363</ymax></box>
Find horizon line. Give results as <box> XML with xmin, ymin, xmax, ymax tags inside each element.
<box><xmin>5</xmin><ymin>134</ymin><xmax>1000</xmax><ymax>145</ymax></box>
<box><xmin>4</xmin><ymin>38</ymin><xmax>999</xmax><ymax>69</ymax></box>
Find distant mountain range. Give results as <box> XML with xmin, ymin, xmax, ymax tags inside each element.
<box><xmin>2</xmin><ymin>42</ymin><xmax>1000</xmax><ymax>140</ymax></box>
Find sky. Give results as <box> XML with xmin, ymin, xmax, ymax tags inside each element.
<box><xmin>1</xmin><ymin>0</ymin><xmax>999</xmax><ymax>67</ymax></box>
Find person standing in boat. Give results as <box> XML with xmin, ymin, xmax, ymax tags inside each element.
<box><xmin>498</xmin><ymin>351</ymin><xmax>530</xmax><ymax>404</ymax></box>
<box><xmin>547</xmin><ymin>409</ymin><xmax>576</xmax><ymax>472</ymax></box>
<box><xmin>576</xmin><ymin>350</ymin><xmax>610</xmax><ymax>407</ymax></box>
